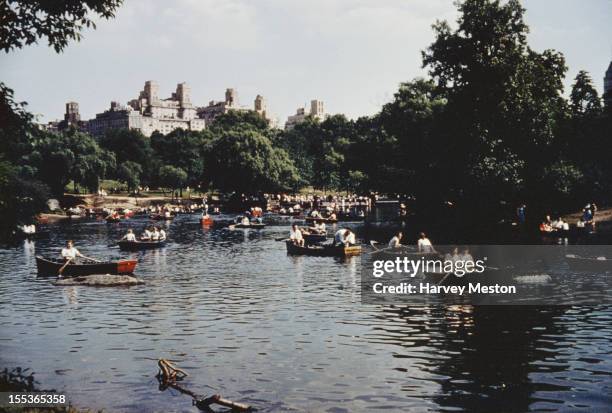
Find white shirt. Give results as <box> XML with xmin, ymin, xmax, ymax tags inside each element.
<box><xmin>418</xmin><ymin>238</ymin><xmax>433</xmax><ymax>252</ymax></box>
<box><xmin>151</xmin><ymin>231</ymin><xmax>160</xmax><ymax>240</ymax></box>
<box><xmin>290</xmin><ymin>228</ymin><xmax>303</xmax><ymax>241</ymax></box>
<box><xmin>316</xmin><ymin>222</ymin><xmax>326</xmax><ymax>232</ymax></box>
<box><xmin>126</xmin><ymin>232</ymin><xmax>137</xmax><ymax>241</ymax></box>
<box><xmin>388</xmin><ymin>236</ymin><xmax>401</xmax><ymax>248</ymax></box>
<box><xmin>159</xmin><ymin>230</ymin><xmax>166</xmax><ymax>240</ymax></box>
<box><xmin>61</xmin><ymin>246</ymin><xmax>80</xmax><ymax>259</ymax></box>
<box><xmin>346</xmin><ymin>232</ymin><xmax>356</xmax><ymax>245</ymax></box>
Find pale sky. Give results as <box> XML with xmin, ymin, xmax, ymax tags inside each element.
<box><xmin>1</xmin><ymin>0</ymin><xmax>610</xmax><ymax>124</ymax></box>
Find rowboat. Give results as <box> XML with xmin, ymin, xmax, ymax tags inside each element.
<box><xmin>117</xmin><ymin>240</ymin><xmax>166</xmax><ymax>251</ymax></box>
<box><xmin>36</xmin><ymin>256</ymin><xmax>137</xmax><ymax>277</ymax></box>
<box><xmin>230</xmin><ymin>223</ymin><xmax>266</xmax><ymax>229</ymax></box>
<box><xmin>285</xmin><ymin>240</ymin><xmax>361</xmax><ymax>257</ymax></box>
<box><xmin>566</xmin><ymin>254</ymin><xmax>612</xmax><ymax>272</ymax></box>
<box><xmin>304</xmin><ymin>217</ymin><xmax>338</xmax><ymax>224</ymax></box>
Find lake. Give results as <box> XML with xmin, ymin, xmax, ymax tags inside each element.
<box><xmin>1</xmin><ymin>215</ymin><xmax>611</xmax><ymax>412</ymax></box>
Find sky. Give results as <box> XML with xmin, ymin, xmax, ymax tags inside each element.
<box><xmin>1</xmin><ymin>0</ymin><xmax>611</xmax><ymax>124</ymax></box>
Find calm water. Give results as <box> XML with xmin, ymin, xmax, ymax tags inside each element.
<box><xmin>1</xmin><ymin>215</ymin><xmax>611</xmax><ymax>412</ymax></box>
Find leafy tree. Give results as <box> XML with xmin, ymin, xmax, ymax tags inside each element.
<box><xmin>1</xmin><ymin>0</ymin><xmax>123</xmax><ymax>52</ymax></box>
<box><xmin>570</xmin><ymin>70</ymin><xmax>602</xmax><ymax>118</ymax></box>
<box><xmin>150</xmin><ymin>129</ymin><xmax>209</xmax><ymax>188</ymax></box>
<box><xmin>117</xmin><ymin>161</ymin><xmax>142</xmax><ymax>194</ymax></box>
<box><xmin>210</xmin><ymin>111</ymin><xmax>270</xmax><ymax>133</ymax></box>
<box><xmin>98</xmin><ymin>128</ymin><xmax>156</xmax><ymax>185</ymax></box>
<box><xmin>158</xmin><ymin>165</ymin><xmax>187</xmax><ymax>198</ymax></box>
<box><xmin>421</xmin><ymin>0</ymin><xmax>567</xmax><ymax>219</ymax></box>
<box><xmin>204</xmin><ymin>129</ymin><xmax>300</xmax><ymax>194</ymax></box>
<box><xmin>29</xmin><ymin>129</ymin><xmax>115</xmax><ymax>196</ymax></box>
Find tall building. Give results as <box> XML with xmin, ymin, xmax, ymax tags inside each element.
<box><xmin>88</xmin><ymin>81</ymin><xmax>205</xmax><ymax>137</ymax></box>
<box><xmin>285</xmin><ymin>99</ymin><xmax>327</xmax><ymax>130</ymax></box>
<box><xmin>604</xmin><ymin>61</ymin><xmax>612</xmax><ymax>109</ymax></box>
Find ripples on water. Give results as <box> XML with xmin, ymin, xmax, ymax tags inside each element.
<box><xmin>0</xmin><ymin>215</ymin><xmax>611</xmax><ymax>412</ymax></box>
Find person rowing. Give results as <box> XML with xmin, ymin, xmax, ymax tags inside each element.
<box><xmin>151</xmin><ymin>227</ymin><xmax>160</xmax><ymax>241</ymax></box>
<box><xmin>60</xmin><ymin>240</ymin><xmax>97</xmax><ymax>263</ymax></box>
<box><xmin>417</xmin><ymin>232</ymin><xmax>436</xmax><ymax>253</ymax></box>
<box><xmin>122</xmin><ymin>228</ymin><xmax>137</xmax><ymax>242</ymax></box>
<box><xmin>290</xmin><ymin>223</ymin><xmax>304</xmax><ymax>246</ymax></box>
<box><xmin>159</xmin><ymin>227</ymin><xmax>167</xmax><ymax>241</ymax></box>
<box><xmin>388</xmin><ymin>231</ymin><xmax>403</xmax><ymax>248</ymax></box>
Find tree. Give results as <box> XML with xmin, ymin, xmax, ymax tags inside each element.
<box><xmin>204</xmin><ymin>129</ymin><xmax>300</xmax><ymax>194</ymax></box>
<box><xmin>1</xmin><ymin>0</ymin><xmax>123</xmax><ymax>52</ymax></box>
<box><xmin>98</xmin><ymin>128</ymin><xmax>156</xmax><ymax>185</ymax></box>
<box><xmin>421</xmin><ymin>0</ymin><xmax>567</xmax><ymax>219</ymax></box>
<box><xmin>158</xmin><ymin>165</ymin><xmax>187</xmax><ymax>198</ymax></box>
<box><xmin>117</xmin><ymin>161</ymin><xmax>142</xmax><ymax>194</ymax></box>
<box><xmin>29</xmin><ymin>129</ymin><xmax>115</xmax><ymax>196</ymax></box>
<box><xmin>210</xmin><ymin>111</ymin><xmax>270</xmax><ymax>133</ymax></box>
<box><xmin>570</xmin><ymin>71</ymin><xmax>602</xmax><ymax>118</ymax></box>
<box><xmin>150</xmin><ymin>129</ymin><xmax>209</xmax><ymax>188</ymax></box>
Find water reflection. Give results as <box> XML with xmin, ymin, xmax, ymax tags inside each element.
<box><xmin>0</xmin><ymin>215</ymin><xmax>610</xmax><ymax>412</ymax></box>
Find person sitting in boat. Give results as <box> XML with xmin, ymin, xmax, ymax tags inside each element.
<box><xmin>164</xmin><ymin>210</ymin><xmax>172</xmax><ymax>219</ymax></box>
<box><xmin>22</xmin><ymin>224</ymin><xmax>36</xmax><ymax>234</ymax></box>
<box><xmin>151</xmin><ymin>227</ymin><xmax>160</xmax><ymax>240</ymax></box>
<box><xmin>288</xmin><ymin>207</ymin><xmax>294</xmax><ymax>214</ymax></box>
<box><xmin>388</xmin><ymin>231</ymin><xmax>403</xmax><ymax>248</ymax></box>
<box><xmin>311</xmin><ymin>210</ymin><xmax>320</xmax><ymax>218</ymax></box>
<box><xmin>60</xmin><ymin>240</ymin><xmax>92</xmax><ymax>263</ymax></box>
<box><xmin>315</xmin><ymin>221</ymin><xmax>326</xmax><ymax>233</ymax></box>
<box><xmin>417</xmin><ymin>232</ymin><xmax>435</xmax><ymax>253</ymax></box>
<box><xmin>158</xmin><ymin>227</ymin><xmax>166</xmax><ymax>241</ymax></box>
<box><xmin>552</xmin><ymin>217</ymin><xmax>565</xmax><ymax>230</ymax></box>
<box><xmin>539</xmin><ymin>220</ymin><xmax>554</xmax><ymax>233</ymax></box>
<box><xmin>122</xmin><ymin>229</ymin><xmax>137</xmax><ymax>242</ymax></box>
<box><xmin>290</xmin><ymin>224</ymin><xmax>304</xmax><ymax>247</ymax></box>
<box><xmin>459</xmin><ymin>247</ymin><xmax>473</xmax><ymax>262</ymax></box>
<box><xmin>329</xmin><ymin>212</ymin><xmax>337</xmax><ymax>220</ymax></box>
<box><xmin>241</xmin><ymin>216</ymin><xmax>250</xmax><ymax>225</ymax></box>
<box><xmin>141</xmin><ymin>227</ymin><xmax>152</xmax><ymax>240</ymax></box>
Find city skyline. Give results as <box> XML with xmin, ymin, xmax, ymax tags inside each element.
<box><xmin>1</xmin><ymin>0</ymin><xmax>610</xmax><ymax>124</ymax></box>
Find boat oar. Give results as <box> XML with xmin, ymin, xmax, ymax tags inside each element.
<box><xmin>369</xmin><ymin>240</ymin><xmax>380</xmax><ymax>250</ymax></box>
<box><xmin>58</xmin><ymin>258</ymin><xmax>72</xmax><ymax>277</ymax></box>
<box><xmin>275</xmin><ymin>237</ymin><xmax>288</xmax><ymax>241</ymax></box>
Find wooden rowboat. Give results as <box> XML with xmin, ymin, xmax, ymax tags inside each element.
<box><xmin>36</xmin><ymin>256</ymin><xmax>137</xmax><ymax>277</ymax></box>
<box><xmin>117</xmin><ymin>240</ymin><xmax>166</xmax><ymax>251</ymax></box>
<box><xmin>285</xmin><ymin>240</ymin><xmax>361</xmax><ymax>257</ymax></box>
<box><xmin>566</xmin><ymin>254</ymin><xmax>612</xmax><ymax>272</ymax></box>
